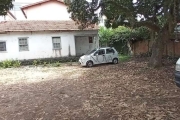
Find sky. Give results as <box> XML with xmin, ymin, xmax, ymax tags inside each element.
<box><xmin>14</xmin><ymin>0</ymin><xmax>92</xmax><ymax>3</ymax></box>
<box><xmin>15</xmin><ymin>0</ymin><xmax>40</xmax><ymax>3</ymax></box>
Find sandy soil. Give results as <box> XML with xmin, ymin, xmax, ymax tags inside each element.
<box><xmin>0</xmin><ymin>59</ymin><xmax>180</xmax><ymax>120</ymax></box>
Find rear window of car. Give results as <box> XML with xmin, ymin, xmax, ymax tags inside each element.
<box><xmin>106</xmin><ymin>48</ymin><xmax>115</xmax><ymax>54</ymax></box>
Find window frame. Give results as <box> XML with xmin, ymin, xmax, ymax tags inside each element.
<box><xmin>18</xmin><ymin>37</ymin><xmax>29</xmax><ymax>52</ymax></box>
<box><xmin>106</xmin><ymin>48</ymin><xmax>115</xmax><ymax>54</ymax></box>
<box><xmin>94</xmin><ymin>49</ymin><xmax>105</xmax><ymax>56</ymax></box>
<box><xmin>0</xmin><ymin>41</ymin><xmax>7</xmax><ymax>52</ymax></box>
<box><xmin>52</xmin><ymin>37</ymin><xmax>61</xmax><ymax>50</ymax></box>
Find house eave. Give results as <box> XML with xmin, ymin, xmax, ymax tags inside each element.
<box><xmin>0</xmin><ymin>29</ymin><xmax>99</xmax><ymax>33</ymax></box>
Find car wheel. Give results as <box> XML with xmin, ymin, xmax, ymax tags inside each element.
<box><xmin>86</xmin><ymin>61</ymin><xmax>93</xmax><ymax>67</ymax></box>
<box><xmin>113</xmin><ymin>58</ymin><xmax>118</xmax><ymax>64</ymax></box>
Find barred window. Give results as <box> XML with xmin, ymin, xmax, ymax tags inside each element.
<box><xmin>19</xmin><ymin>38</ymin><xmax>29</xmax><ymax>51</ymax></box>
<box><xmin>52</xmin><ymin>37</ymin><xmax>61</xmax><ymax>49</ymax></box>
<box><xmin>0</xmin><ymin>42</ymin><xmax>6</xmax><ymax>51</ymax></box>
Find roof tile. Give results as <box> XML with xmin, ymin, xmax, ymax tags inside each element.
<box><xmin>0</xmin><ymin>20</ymin><xmax>98</xmax><ymax>33</ymax></box>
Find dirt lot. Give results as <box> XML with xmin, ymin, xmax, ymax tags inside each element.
<box><xmin>0</xmin><ymin>58</ymin><xmax>180</xmax><ymax>120</ymax></box>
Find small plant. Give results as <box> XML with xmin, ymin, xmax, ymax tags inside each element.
<box><xmin>0</xmin><ymin>62</ymin><xmax>3</xmax><ymax>68</ymax></box>
<box><xmin>33</xmin><ymin>60</ymin><xmax>38</xmax><ymax>66</ymax></box>
<box><xmin>43</xmin><ymin>62</ymin><xmax>47</xmax><ymax>66</ymax></box>
<box><xmin>2</xmin><ymin>60</ymin><xmax>13</xmax><ymax>68</ymax></box>
<box><xmin>69</xmin><ymin>60</ymin><xmax>73</xmax><ymax>66</ymax></box>
<box><xmin>52</xmin><ymin>61</ymin><xmax>61</xmax><ymax>67</ymax></box>
<box><xmin>119</xmin><ymin>55</ymin><xmax>131</xmax><ymax>62</ymax></box>
<box><xmin>13</xmin><ymin>60</ymin><xmax>21</xmax><ymax>68</ymax></box>
<box><xmin>37</xmin><ymin>59</ymin><xmax>42</xmax><ymax>65</ymax></box>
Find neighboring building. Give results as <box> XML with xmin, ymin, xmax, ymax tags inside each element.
<box><xmin>0</xmin><ymin>0</ymin><xmax>99</xmax><ymax>61</ymax></box>
<box><xmin>9</xmin><ymin>1</ymin><xmax>36</xmax><ymax>20</ymax></box>
<box><xmin>21</xmin><ymin>0</ymin><xmax>71</xmax><ymax>20</ymax></box>
<box><xmin>0</xmin><ymin>21</ymin><xmax>99</xmax><ymax>61</ymax></box>
<box><xmin>0</xmin><ymin>11</ymin><xmax>16</xmax><ymax>21</ymax></box>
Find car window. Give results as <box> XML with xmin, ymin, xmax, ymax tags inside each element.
<box><xmin>94</xmin><ymin>49</ymin><xmax>105</xmax><ymax>55</ymax></box>
<box><xmin>86</xmin><ymin>49</ymin><xmax>97</xmax><ymax>55</ymax></box>
<box><xmin>98</xmin><ymin>49</ymin><xmax>105</xmax><ymax>55</ymax></box>
<box><xmin>106</xmin><ymin>48</ymin><xmax>115</xmax><ymax>54</ymax></box>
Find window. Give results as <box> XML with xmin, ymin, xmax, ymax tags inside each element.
<box><xmin>89</xmin><ymin>37</ymin><xmax>93</xmax><ymax>43</ymax></box>
<box><xmin>106</xmin><ymin>48</ymin><xmax>115</xmax><ymax>54</ymax></box>
<box><xmin>52</xmin><ymin>37</ymin><xmax>61</xmax><ymax>49</ymax></box>
<box><xmin>0</xmin><ymin>42</ymin><xmax>6</xmax><ymax>51</ymax></box>
<box><xmin>94</xmin><ymin>49</ymin><xmax>105</xmax><ymax>55</ymax></box>
<box><xmin>19</xmin><ymin>38</ymin><xmax>29</xmax><ymax>51</ymax></box>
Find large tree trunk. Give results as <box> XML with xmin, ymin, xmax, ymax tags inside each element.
<box><xmin>148</xmin><ymin>27</ymin><xmax>169</xmax><ymax>68</ymax></box>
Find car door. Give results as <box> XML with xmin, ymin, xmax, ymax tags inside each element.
<box><xmin>91</xmin><ymin>49</ymin><xmax>106</xmax><ymax>64</ymax></box>
<box><xmin>105</xmin><ymin>48</ymin><xmax>115</xmax><ymax>63</ymax></box>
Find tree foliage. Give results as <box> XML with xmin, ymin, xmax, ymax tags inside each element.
<box><xmin>99</xmin><ymin>26</ymin><xmax>150</xmax><ymax>54</ymax></box>
<box><xmin>65</xmin><ymin>0</ymin><xmax>180</xmax><ymax>30</ymax></box>
<box><xmin>0</xmin><ymin>0</ymin><xmax>14</xmax><ymax>16</ymax></box>
<box><xmin>65</xmin><ymin>0</ymin><xmax>180</xmax><ymax>67</ymax></box>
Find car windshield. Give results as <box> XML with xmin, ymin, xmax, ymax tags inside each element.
<box><xmin>86</xmin><ymin>49</ymin><xmax>97</xmax><ymax>55</ymax></box>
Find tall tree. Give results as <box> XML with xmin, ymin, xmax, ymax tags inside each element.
<box><xmin>0</xmin><ymin>0</ymin><xmax>14</xmax><ymax>16</ymax></box>
<box><xmin>65</xmin><ymin>0</ymin><xmax>180</xmax><ymax>67</ymax></box>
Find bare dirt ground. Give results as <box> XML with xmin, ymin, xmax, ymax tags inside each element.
<box><xmin>0</xmin><ymin>58</ymin><xmax>180</xmax><ymax>120</ymax></box>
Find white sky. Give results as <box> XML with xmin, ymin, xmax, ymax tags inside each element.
<box><xmin>15</xmin><ymin>0</ymin><xmax>40</xmax><ymax>3</ymax></box>
<box><xmin>15</xmin><ymin>0</ymin><xmax>92</xmax><ymax>3</ymax></box>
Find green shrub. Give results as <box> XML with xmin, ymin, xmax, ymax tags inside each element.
<box><xmin>99</xmin><ymin>26</ymin><xmax>151</xmax><ymax>54</ymax></box>
<box><xmin>37</xmin><ymin>59</ymin><xmax>42</xmax><ymax>65</ymax></box>
<box><xmin>13</xmin><ymin>60</ymin><xmax>21</xmax><ymax>68</ymax></box>
<box><xmin>119</xmin><ymin>55</ymin><xmax>131</xmax><ymax>62</ymax></box>
<box><xmin>0</xmin><ymin>62</ymin><xmax>3</xmax><ymax>68</ymax></box>
<box><xmin>33</xmin><ymin>60</ymin><xmax>38</xmax><ymax>66</ymax></box>
<box><xmin>52</xmin><ymin>61</ymin><xmax>61</xmax><ymax>67</ymax></box>
<box><xmin>43</xmin><ymin>62</ymin><xmax>47</xmax><ymax>67</ymax></box>
<box><xmin>1</xmin><ymin>60</ymin><xmax>13</xmax><ymax>68</ymax></box>
<box><xmin>0</xmin><ymin>60</ymin><xmax>22</xmax><ymax>68</ymax></box>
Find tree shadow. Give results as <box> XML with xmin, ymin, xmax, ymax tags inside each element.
<box><xmin>0</xmin><ymin>60</ymin><xmax>180</xmax><ymax>120</ymax></box>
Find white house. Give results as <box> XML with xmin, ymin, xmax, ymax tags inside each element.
<box><xmin>0</xmin><ymin>20</ymin><xmax>99</xmax><ymax>61</ymax></box>
<box><xmin>0</xmin><ymin>0</ymin><xmax>99</xmax><ymax>61</ymax></box>
<box><xmin>21</xmin><ymin>0</ymin><xmax>71</xmax><ymax>20</ymax></box>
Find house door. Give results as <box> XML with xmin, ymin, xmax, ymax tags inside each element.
<box><xmin>75</xmin><ymin>36</ymin><xmax>89</xmax><ymax>56</ymax></box>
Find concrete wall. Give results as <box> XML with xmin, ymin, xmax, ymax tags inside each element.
<box><xmin>23</xmin><ymin>1</ymin><xmax>71</xmax><ymax>20</ymax></box>
<box><xmin>0</xmin><ymin>30</ymin><xmax>98</xmax><ymax>61</ymax></box>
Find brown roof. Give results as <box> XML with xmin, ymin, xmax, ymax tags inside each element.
<box><xmin>21</xmin><ymin>0</ymin><xmax>65</xmax><ymax>18</ymax></box>
<box><xmin>0</xmin><ymin>20</ymin><xmax>98</xmax><ymax>33</ymax></box>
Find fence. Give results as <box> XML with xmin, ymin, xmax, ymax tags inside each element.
<box><xmin>131</xmin><ymin>40</ymin><xmax>180</xmax><ymax>57</ymax></box>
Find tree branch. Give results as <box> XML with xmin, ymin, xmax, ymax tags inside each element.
<box><xmin>136</xmin><ymin>21</ymin><xmax>160</xmax><ymax>32</ymax></box>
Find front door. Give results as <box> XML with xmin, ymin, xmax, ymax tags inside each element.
<box><xmin>105</xmin><ymin>48</ymin><xmax>115</xmax><ymax>63</ymax></box>
<box><xmin>91</xmin><ymin>49</ymin><xmax>106</xmax><ymax>64</ymax></box>
<box><xmin>75</xmin><ymin>36</ymin><xmax>89</xmax><ymax>56</ymax></box>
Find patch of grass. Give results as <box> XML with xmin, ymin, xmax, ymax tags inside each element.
<box><xmin>119</xmin><ymin>55</ymin><xmax>131</xmax><ymax>62</ymax></box>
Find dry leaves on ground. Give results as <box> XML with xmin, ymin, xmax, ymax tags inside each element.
<box><xmin>0</xmin><ymin>58</ymin><xmax>180</xmax><ymax>120</ymax></box>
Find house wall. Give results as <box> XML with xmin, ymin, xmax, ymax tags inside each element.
<box><xmin>23</xmin><ymin>1</ymin><xmax>71</xmax><ymax>20</ymax></box>
<box><xmin>0</xmin><ymin>30</ymin><xmax>98</xmax><ymax>61</ymax></box>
